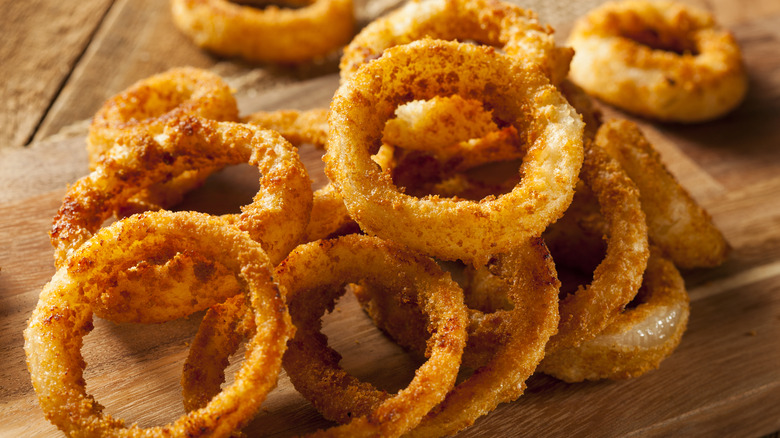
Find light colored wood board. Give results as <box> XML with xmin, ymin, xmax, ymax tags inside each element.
<box><xmin>0</xmin><ymin>0</ymin><xmax>113</xmax><ymax>149</ymax></box>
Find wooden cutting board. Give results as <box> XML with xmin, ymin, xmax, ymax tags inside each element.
<box><xmin>1</xmin><ymin>0</ymin><xmax>779</xmax><ymax>436</ymax></box>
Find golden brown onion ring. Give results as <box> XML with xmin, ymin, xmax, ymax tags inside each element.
<box><xmin>51</xmin><ymin>116</ymin><xmax>311</xmax><ymax>321</ymax></box>
<box><xmin>544</xmin><ymin>139</ymin><xmax>649</xmax><ymax>353</ymax></box>
<box><xmin>88</xmin><ymin>67</ymin><xmax>240</xmax><ymax>211</ymax></box>
<box><xmin>567</xmin><ymin>0</ymin><xmax>748</xmax><ymax>122</ymax></box>
<box><xmin>539</xmin><ymin>248</ymin><xmax>690</xmax><ymax>382</ymax></box>
<box><xmin>339</xmin><ymin>0</ymin><xmax>572</xmax><ymax>84</ymax></box>
<box><xmin>243</xmin><ymin>102</ymin><xmax>522</xmax><ymax>241</ymax></box>
<box><xmin>326</xmin><ymin>39</ymin><xmax>584</xmax><ymax>266</ymax></box>
<box><xmin>182</xmin><ymin>235</ymin><xmax>468</xmax><ymax>436</ymax></box>
<box><xmin>87</xmin><ymin>67</ymin><xmax>239</xmax><ymax>168</ymax></box>
<box><xmin>595</xmin><ymin>119</ymin><xmax>729</xmax><ymax>268</ymax></box>
<box><xmin>24</xmin><ymin>211</ymin><xmax>293</xmax><ymax>438</ymax></box>
<box><xmin>171</xmin><ymin>0</ymin><xmax>355</xmax><ymax>64</ymax></box>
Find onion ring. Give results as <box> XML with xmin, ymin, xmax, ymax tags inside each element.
<box><xmin>354</xmin><ymin>237</ymin><xmax>560</xmax><ymax>436</ymax></box>
<box><xmin>339</xmin><ymin>0</ymin><xmax>573</xmax><ymax>84</ymax></box>
<box><xmin>244</xmin><ymin>102</ymin><xmax>523</xmax><ymax>241</ymax></box>
<box><xmin>51</xmin><ymin>116</ymin><xmax>311</xmax><ymax>321</ymax></box>
<box><xmin>326</xmin><ymin>39</ymin><xmax>584</xmax><ymax>266</ymax></box>
<box><xmin>544</xmin><ymin>139</ymin><xmax>649</xmax><ymax>352</ymax></box>
<box><xmin>171</xmin><ymin>0</ymin><xmax>355</xmax><ymax>64</ymax></box>
<box><xmin>182</xmin><ymin>235</ymin><xmax>469</xmax><ymax>436</ymax></box>
<box><xmin>539</xmin><ymin>247</ymin><xmax>690</xmax><ymax>382</ymax></box>
<box><xmin>567</xmin><ymin>0</ymin><xmax>748</xmax><ymax>122</ymax></box>
<box><xmin>595</xmin><ymin>119</ymin><xmax>729</xmax><ymax>268</ymax></box>
<box><xmin>87</xmin><ymin>67</ymin><xmax>238</xmax><ymax>168</ymax></box>
<box><xmin>24</xmin><ymin>210</ymin><xmax>293</xmax><ymax>438</ymax></box>
<box><xmin>87</xmin><ymin>67</ymin><xmax>240</xmax><ymax>211</ymax></box>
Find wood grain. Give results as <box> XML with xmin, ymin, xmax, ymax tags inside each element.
<box><xmin>0</xmin><ymin>0</ymin><xmax>113</xmax><ymax>149</ymax></box>
<box><xmin>1</xmin><ymin>0</ymin><xmax>779</xmax><ymax>436</ymax></box>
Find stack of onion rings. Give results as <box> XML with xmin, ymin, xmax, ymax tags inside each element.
<box><xmin>25</xmin><ymin>211</ymin><xmax>293</xmax><ymax>438</ymax></box>
<box><xmin>25</xmin><ymin>0</ymin><xmax>737</xmax><ymax>434</ymax></box>
<box><xmin>182</xmin><ymin>234</ymin><xmax>469</xmax><ymax>436</ymax></box>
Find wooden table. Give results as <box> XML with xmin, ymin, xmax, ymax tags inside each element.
<box><xmin>1</xmin><ymin>0</ymin><xmax>779</xmax><ymax>436</ymax></box>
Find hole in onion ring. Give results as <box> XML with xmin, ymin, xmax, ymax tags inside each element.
<box><xmin>620</xmin><ymin>27</ymin><xmax>699</xmax><ymax>55</ymax></box>
<box><xmin>81</xmin><ymin>317</ymin><xmax>202</xmax><ymax>427</ymax></box>
<box><xmin>174</xmin><ymin>163</ymin><xmax>262</xmax><ymax>216</ymax></box>
<box><xmin>230</xmin><ymin>0</ymin><xmax>311</xmax><ymax>10</ymax></box>
<box><xmin>319</xmin><ymin>290</ymin><xmax>422</xmax><ymax>394</ymax></box>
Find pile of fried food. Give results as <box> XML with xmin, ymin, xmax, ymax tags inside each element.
<box><xmin>25</xmin><ymin>0</ymin><xmax>745</xmax><ymax>436</ymax></box>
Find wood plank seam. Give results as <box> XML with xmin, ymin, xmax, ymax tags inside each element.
<box><xmin>623</xmin><ymin>380</ymin><xmax>780</xmax><ymax>437</ymax></box>
<box><xmin>21</xmin><ymin>1</ymin><xmax>117</xmax><ymax>147</ymax></box>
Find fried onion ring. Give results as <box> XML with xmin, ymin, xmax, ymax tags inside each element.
<box><xmin>51</xmin><ymin>116</ymin><xmax>311</xmax><ymax>321</ymax></box>
<box><xmin>171</xmin><ymin>0</ymin><xmax>355</xmax><ymax>64</ymax></box>
<box><xmin>544</xmin><ymin>139</ymin><xmax>649</xmax><ymax>352</ymax></box>
<box><xmin>539</xmin><ymin>248</ymin><xmax>690</xmax><ymax>382</ymax></box>
<box><xmin>24</xmin><ymin>210</ymin><xmax>293</xmax><ymax>438</ymax></box>
<box><xmin>87</xmin><ymin>67</ymin><xmax>240</xmax><ymax>211</ymax></box>
<box><xmin>87</xmin><ymin>67</ymin><xmax>238</xmax><ymax>168</ymax></box>
<box><xmin>339</xmin><ymin>0</ymin><xmax>572</xmax><ymax>84</ymax></box>
<box><xmin>595</xmin><ymin>119</ymin><xmax>729</xmax><ymax>268</ymax></box>
<box><xmin>326</xmin><ymin>39</ymin><xmax>584</xmax><ymax>266</ymax></box>
<box><xmin>182</xmin><ymin>235</ymin><xmax>468</xmax><ymax>436</ymax></box>
<box><xmin>567</xmin><ymin>0</ymin><xmax>748</xmax><ymax>122</ymax></box>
